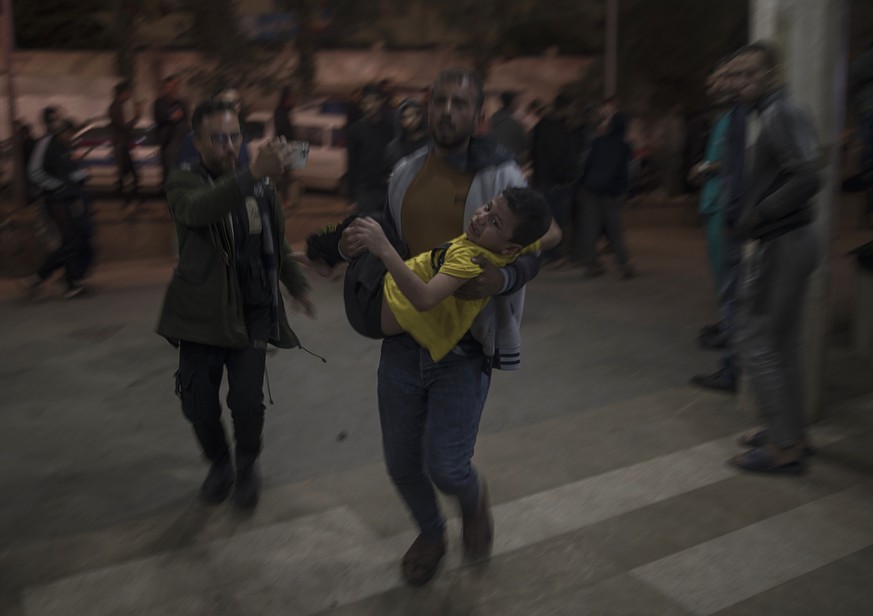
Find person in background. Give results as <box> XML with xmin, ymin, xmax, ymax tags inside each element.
<box><xmin>345</xmin><ymin>83</ymin><xmax>393</xmax><ymax>214</ymax></box>
<box><xmin>153</xmin><ymin>75</ymin><xmax>188</xmax><ymax>186</ymax></box>
<box><xmin>22</xmin><ymin>110</ymin><xmax>94</xmax><ymax>300</ymax></box>
<box><xmin>578</xmin><ymin>99</ymin><xmax>635</xmax><ymax>279</ymax></box>
<box><xmin>727</xmin><ymin>42</ymin><xmax>822</xmax><ymax>475</ymax></box>
<box><xmin>489</xmin><ymin>91</ymin><xmax>527</xmax><ymax>163</ymax></box>
<box><xmin>385</xmin><ymin>98</ymin><xmax>429</xmax><ymax>170</ymax></box>
<box><xmin>274</xmin><ymin>86</ymin><xmax>298</xmax><ymax>207</ymax></box>
<box><xmin>108</xmin><ymin>81</ymin><xmax>142</xmax><ymax>213</ymax></box>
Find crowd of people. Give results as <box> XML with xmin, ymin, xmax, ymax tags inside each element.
<box><xmin>14</xmin><ymin>38</ymin><xmax>828</xmax><ymax>587</ymax></box>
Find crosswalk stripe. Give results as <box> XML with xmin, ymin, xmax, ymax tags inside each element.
<box><xmin>631</xmin><ymin>483</ymin><xmax>873</xmax><ymax>615</ymax></box>
<box><xmin>23</xmin><ymin>422</ymin><xmax>866</xmax><ymax>616</ymax></box>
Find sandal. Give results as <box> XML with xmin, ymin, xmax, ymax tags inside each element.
<box><xmin>401</xmin><ymin>534</ymin><xmax>446</xmax><ymax>587</ymax></box>
<box><xmin>729</xmin><ymin>447</ymin><xmax>808</xmax><ymax>475</ymax></box>
<box><xmin>737</xmin><ymin>429</ymin><xmax>817</xmax><ymax>456</ymax></box>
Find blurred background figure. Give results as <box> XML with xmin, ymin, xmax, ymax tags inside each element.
<box><xmin>345</xmin><ymin>83</ymin><xmax>393</xmax><ymax>214</ymax></box>
<box><xmin>578</xmin><ymin>98</ymin><xmax>634</xmax><ymax>279</ymax></box>
<box><xmin>489</xmin><ymin>90</ymin><xmax>527</xmax><ymax>163</ymax></box>
<box><xmin>108</xmin><ymin>81</ymin><xmax>142</xmax><ymax>214</ymax></box>
<box><xmin>22</xmin><ymin>113</ymin><xmax>94</xmax><ymax>300</ymax></box>
<box><xmin>274</xmin><ymin>86</ymin><xmax>299</xmax><ymax>209</ymax></box>
<box><xmin>153</xmin><ymin>75</ymin><xmax>189</xmax><ymax>187</ymax></box>
<box><xmin>851</xmin><ymin>37</ymin><xmax>873</xmax><ymax>227</ymax></box>
<box><xmin>385</xmin><ymin>98</ymin><xmax>428</xmax><ymax>170</ymax></box>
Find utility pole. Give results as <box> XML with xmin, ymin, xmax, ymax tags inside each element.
<box><xmin>605</xmin><ymin>0</ymin><xmax>618</xmax><ymax>98</ymax></box>
<box><xmin>1</xmin><ymin>0</ymin><xmax>24</xmax><ymax>210</ymax></box>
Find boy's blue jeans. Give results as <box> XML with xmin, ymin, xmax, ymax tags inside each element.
<box><xmin>378</xmin><ymin>333</ymin><xmax>490</xmax><ymax>539</ymax></box>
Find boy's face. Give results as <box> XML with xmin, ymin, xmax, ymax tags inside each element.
<box><xmin>466</xmin><ymin>194</ymin><xmax>522</xmax><ymax>256</ymax></box>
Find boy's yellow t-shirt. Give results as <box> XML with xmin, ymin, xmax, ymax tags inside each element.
<box><xmin>383</xmin><ymin>233</ymin><xmax>540</xmax><ymax>362</ymax></box>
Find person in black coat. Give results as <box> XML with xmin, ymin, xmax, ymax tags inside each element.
<box><xmin>579</xmin><ymin>103</ymin><xmax>634</xmax><ymax>279</ymax></box>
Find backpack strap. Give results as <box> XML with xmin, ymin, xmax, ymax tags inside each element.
<box><xmin>429</xmin><ymin>242</ymin><xmax>452</xmax><ymax>273</ymax></box>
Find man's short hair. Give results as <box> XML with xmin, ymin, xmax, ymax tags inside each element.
<box><xmin>502</xmin><ymin>187</ymin><xmax>553</xmax><ymax>247</ymax></box>
<box><xmin>553</xmin><ymin>92</ymin><xmax>574</xmax><ymax>111</ymax></box>
<box><xmin>212</xmin><ymin>82</ymin><xmax>239</xmax><ymax>98</ymax></box>
<box><xmin>191</xmin><ymin>98</ymin><xmax>237</xmax><ymax>135</ymax></box>
<box><xmin>500</xmin><ymin>91</ymin><xmax>518</xmax><ymax>109</ymax></box>
<box><xmin>740</xmin><ymin>41</ymin><xmax>781</xmax><ymax>69</ymax></box>
<box><xmin>432</xmin><ymin>69</ymin><xmax>485</xmax><ymax>110</ymax></box>
<box><xmin>41</xmin><ymin>106</ymin><xmax>59</xmax><ymax>128</ymax></box>
<box><xmin>361</xmin><ymin>83</ymin><xmax>383</xmax><ymax>99</ymax></box>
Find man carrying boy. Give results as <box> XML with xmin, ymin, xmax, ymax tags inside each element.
<box><xmin>339</xmin><ymin>69</ymin><xmax>542</xmax><ymax>586</ymax></box>
<box><xmin>354</xmin><ymin>187</ymin><xmax>559</xmax><ymax>360</ymax></box>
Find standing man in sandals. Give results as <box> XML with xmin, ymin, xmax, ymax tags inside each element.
<box><xmin>728</xmin><ymin>42</ymin><xmax>822</xmax><ymax>475</ymax></box>
<box><xmin>340</xmin><ymin>69</ymin><xmax>539</xmax><ymax>585</ymax></box>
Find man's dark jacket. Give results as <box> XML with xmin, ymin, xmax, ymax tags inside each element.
<box><xmin>157</xmin><ymin>164</ymin><xmax>310</xmax><ymax>350</ymax></box>
<box><xmin>735</xmin><ymin>88</ymin><xmax>821</xmax><ymax>241</ymax></box>
<box><xmin>581</xmin><ymin>113</ymin><xmax>631</xmax><ymax>197</ymax></box>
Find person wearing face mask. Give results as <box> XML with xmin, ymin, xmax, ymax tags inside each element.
<box><xmin>157</xmin><ymin>98</ymin><xmax>316</xmax><ymax>510</ymax></box>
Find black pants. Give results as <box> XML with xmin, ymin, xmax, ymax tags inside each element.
<box><xmin>37</xmin><ymin>198</ymin><xmax>94</xmax><ymax>287</ymax></box>
<box><xmin>114</xmin><ymin>143</ymin><xmax>139</xmax><ymax>200</ymax></box>
<box><xmin>176</xmin><ymin>340</ymin><xmax>267</xmax><ymax>467</ymax></box>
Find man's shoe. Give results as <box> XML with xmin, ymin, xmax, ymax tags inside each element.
<box><xmin>698</xmin><ymin>329</ymin><xmax>727</xmax><ymax>349</ymax></box>
<box><xmin>233</xmin><ymin>462</ymin><xmax>261</xmax><ymax>509</ymax></box>
<box><xmin>200</xmin><ymin>462</ymin><xmax>234</xmax><ymax>504</ymax></box>
<box><xmin>401</xmin><ymin>534</ymin><xmax>447</xmax><ymax>586</ymax></box>
<box><xmin>63</xmin><ymin>285</ymin><xmax>94</xmax><ymax>300</ymax></box>
<box><xmin>698</xmin><ymin>323</ymin><xmax>722</xmax><ymax>337</ymax></box>
<box><xmin>462</xmin><ymin>480</ymin><xmax>493</xmax><ymax>562</ymax></box>
<box><xmin>585</xmin><ymin>264</ymin><xmax>606</xmax><ymax>278</ymax></box>
<box><xmin>21</xmin><ymin>275</ymin><xmax>42</xmax><ymax>300</ymax></box>
<box><xmin>690</xmin><ymin>370</ymin><xmax>737</xmax><ymax>393</ymax></box>
<box><xmin>620</xmin><ymin>264</ymin><xmax>636</xmax><ymax>280</ymax></box>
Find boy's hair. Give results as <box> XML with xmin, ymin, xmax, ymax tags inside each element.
<box><xmin>191</xmin><ymin>98</ymin><xmax>237</xmax><ymax>134</ymax></box>
<box><xmin>502</xmin><ymin>187</ymin><xmax>552</xmax><ymax>247</ymax></box>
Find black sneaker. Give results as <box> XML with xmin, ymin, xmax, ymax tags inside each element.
<box><xmin>233</xmin><ymin>462</ymin><xmax>261</xmax><ymax>509</ymax></box>
<box><xmin>690</xmin><ymin>370</ymin><xmax>737</xmax><ymax>393</ymax></box>
<box><xmin>200</xmin><ymin>462</ymin><xmax>234</xmax><ymax>504</ymax></box>
<box><xmin>698</xmin><ymin>329</ymin><xmax>727</xmax><ymax>350</ymax></box>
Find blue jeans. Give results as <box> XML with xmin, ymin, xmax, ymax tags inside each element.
<box><xmin>378</xmin><ymin>334</ymin><xmax>491</xmax><ymax>539</ymax></box>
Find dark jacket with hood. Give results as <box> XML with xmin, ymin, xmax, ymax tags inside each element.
<box><xmin>156</xmin><ymin>162</ymin><xmax>310</xmax><ymax>350</ymax></box>
<box><xmin>734</xmin><ymin>88</ymin><xmax>821</xmax><ymax>242</ymax></box>
<box><xmin>581</xmin><ymin>113</ymin><xmax>631</xmax><ymax>197</ymax></box>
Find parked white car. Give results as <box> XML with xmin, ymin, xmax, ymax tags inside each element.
<box><xmin>243</xmin><ymin>110</ymin><xmax>347</xmax><ymax>193</ymax></box>
<box><xmin>71</xmin><ymin>118</ymin><xmax>162</xmax><ymax>189</ymax></box>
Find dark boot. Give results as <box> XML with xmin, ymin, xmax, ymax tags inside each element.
<box><xmin>233</xmin><ymin>457</ymin><xmax>261</xmax><ymax>509</ymax></box>
<box><xmin>200</xmin><ymin>461</ymin><xmax>234</xmax><ymax>504</ymax></box>
<box><xmin>690</xmin><ymin>369</ymin><xmax>737</xmax><ymax>393</ymax></box>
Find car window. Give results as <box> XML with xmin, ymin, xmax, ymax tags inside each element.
<box><xmin>294</xmin><ymin>125</ymin><xmax>324</xmax><ymax>147</ymax></box>
<box><xmin>244</xmin><ymin>120</ymin><xmax>266</xmax><ymax>140</ymax></box>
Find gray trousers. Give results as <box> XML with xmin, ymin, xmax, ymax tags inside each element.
<box><xmin>580</xmin><ymin>191</ymin><xmax>629</xmax><ymax>267</ymax></box>
<box><xmin>737</xmin><ymin>225</ymin><xmax>819</xmax><ymax>447</ymax></box>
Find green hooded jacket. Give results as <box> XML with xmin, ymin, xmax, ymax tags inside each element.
<box><xmin>156</xmin><ymin>164</ymin><xmax>310</xmax><ymax>350</ymax></box>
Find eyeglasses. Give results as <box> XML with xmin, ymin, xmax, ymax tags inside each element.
<box><xmin>210</xmin><ymin>132</ymin><xmax>242</xmax><ymax>146</ymax></box>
